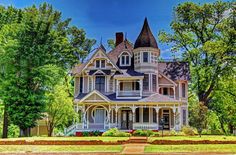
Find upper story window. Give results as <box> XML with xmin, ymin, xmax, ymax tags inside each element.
<box><xmin>152</xmin><ymin>74</ymin><xmax>156</xmax><ymax>92</ymax></box>
<box><xmin>95</xmin><ymin>76</ymin><xmax>105</xmax><ymax>92</ymax></box>
<box><xmin>134</xmin><ymin>52</ymin><xmax>140</xmax><ymax>63</ymax></box>
<box><xmin>182</xmin><ymin>83</ymin><xmax>186</xmax><ymax>98</ymax></box>
<box><xmin>95</xmin><ymin>59</ymin><xmax>105</xmax><ymax>68</ymax></box>
<box><xmin>143</xmin><ymin>52</ymin><xmax>149</xmax><ymax>63</ymax></box>
<box><xmin>143</xmin><ymin>74</ymin><xmax>149</xmax><ymax>91</ymax></box>
<box><xmin>120</xmin><ymin>52</ymin><xmax>130</xmax><ymax>66</ymax></box>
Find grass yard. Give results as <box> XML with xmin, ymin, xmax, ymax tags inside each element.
<box><xmin>0</xmin><ymin>136</ymin><xmax>129</xmax><ymax>142</ymax></box>
<box><xmin>0</xmin><ymin>145</ymin><xmax>123</xmax><ymax>153</ymax></box>
<box><xmin>149</xmin><ymin>135</ymin><xmax>236</xmax><ymax>142</ymax></box>
<box><xmin>145</xmin><ymin>144</ymin><xmax>236</xmax><ymax>153</ymax></box>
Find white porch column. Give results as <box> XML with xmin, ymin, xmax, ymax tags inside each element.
<box><xmin>140</xmin><ymin>107</ymin><xmax>143</xmax><ymax>123</ymax></box>
<box><xmin>82</xmin><ymin>105</ymin><xmax>86</xmax><ymax>129</ymax></box>
<box><xmin>116</xmin><ymin>80</ymin><xmax>120</xmax><ymax>98</ymax></box>
<box><xmin>139</xmin><ymin>79</ymin><xmax>143</xmax><ymax>97</ymax></box>
<box><xmin>173</xmin><ymin>107</ymin><xmax>176</xmax><ymax>130</ymax></box>
<box><xmin>173</xmin><ymin>87</ymin><xmax>176</xmax><ymax>99</ymax></box>
<box><xmin>115</xmin><ymin>105</ymin><xmax>119</xmax><ymax>128</ymax></box>
<box><xmin>132</xmin><ymin>106</ymin><xmax>136</xmax><ymax>125</ymax></box>
<box><xmin>108</xmin><ymin>105</ymin><xmax>111</xmax><ymax>129</ymax></box>
<box><xmin>155</xmin><ymin>107</ymin><xmax>159</xmax><ymax>130</ymax></box>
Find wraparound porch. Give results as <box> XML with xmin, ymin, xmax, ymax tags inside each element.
<box><xmin>65</xmin><ymin>103</ymin><xmax>188</xmax><ymax>135</ymax></box>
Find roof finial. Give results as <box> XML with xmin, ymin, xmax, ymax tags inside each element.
<box><xmin>100</xmin><ymin>36</ymin><xmax>103</xmax><ymax>45</ymax></box>
<box><xmin>99</xmin><ymin>36</ymin><xmax>106</xmax><ymax>52</ymax></box>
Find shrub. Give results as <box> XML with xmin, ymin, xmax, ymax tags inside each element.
<box><xmin>82</xmin><ymin>131</ymin><xmax>90</xmax><ymax>136</ymax></box>
<box><xmin>133</xmin><ymin>129</ymin><xmax>156</xmax><ymax>137</ymax></box>
<box><xmin>202</xmin><ymin>129</ymin><xmax>223</xmax><ymax>135</ymax></box>
<box><xmin>92</xmin><ymin>130</ymin><xmax>102</xmax><ymax>136</ymax></box>
<box><xmin>170</xmin><ymin>129</ymin><xmax>177</xmax><ymax>136</ymax></box>
<box><xmin>181</xmin><ymin>126</ymin><xmax>195</xmax><ymax>136</ymax></box>
<box><xmin>102</xmin><ymin>128</ymin><xmax>131</xmax><ymax>137</ymax></box>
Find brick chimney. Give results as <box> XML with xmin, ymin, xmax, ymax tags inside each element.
<box><xmin>115</xmin><ymin>32</ymin><xmax>123</xmax><ymax>47</ymax></box>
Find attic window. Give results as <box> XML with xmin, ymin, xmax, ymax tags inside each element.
<box><xmin>95</xmin><ymin>59</ymin><xmax>106</xmax><ymax>68</ymax></box>
<box><xmin>120</xmin><ymin>52</ymin><xmax>130</xmax><ymax>66</ymax></box>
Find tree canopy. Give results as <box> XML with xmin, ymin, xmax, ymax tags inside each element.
<box><xmin>159</xmin><ymin>1</ymin><xmax>236</xmax><ymax>106</ymax></box>
<box><xmin>0</xmin><ymin>3</ymin><xmax>95</xmax><ymax>137</ymax></box>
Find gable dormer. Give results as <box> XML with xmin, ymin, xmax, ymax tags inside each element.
<box><xmin>118</xmin><ymin>51</ymin><xmax>131</xmax><ymax>67</ymax></box>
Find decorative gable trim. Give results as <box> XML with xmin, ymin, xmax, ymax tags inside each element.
<box><xmin>159</xmin><ymin>72</ymin><xmax>177</xmax><ymax>86</ymax></box>
<box><xmin>92</xmin><ymin>70</ymin><xmax>106</xmax><ymax>75</ymax></box>
<box><xmin>118</xmin><ymin>50</ymin><xmax>132</xmax><ymax>58</ymax></box>
<box><xmin>81</xmin><ymin>47</ymin><xmax>121</xmax><ymax>74</ymax></box>
<box><xmin>79</xmin><ymin>90</ymin><xmax>110</xmax><ymax>103</ymax></box>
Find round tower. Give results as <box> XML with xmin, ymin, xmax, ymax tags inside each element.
<box><xmin>134</xmin><ymin>18</ymin><xmax>160</xmax><ymax>93</ymax></box>
<box><xmin>133</xmin><ymin>18</ymin><xmax>160</xmax><ymax>73</ymax></box>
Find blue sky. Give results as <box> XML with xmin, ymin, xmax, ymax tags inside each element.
<box><xmin>1</xmin><ymin>0</ymin><xmax>220</xmax><ymax>58</ymax></box>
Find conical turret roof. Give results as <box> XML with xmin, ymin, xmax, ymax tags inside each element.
<box><xmin>134</xmin><ymin>18</ymin><xmax>158</xmax><ymax>49</ymax></box>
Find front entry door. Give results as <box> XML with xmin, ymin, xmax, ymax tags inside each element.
<box><xmin>163</xmin><ymin>110</ymin><xmax>170</xmax><ymax>130</ymax></box>
<box><xmin>121</xmin><ymin>110</ymin><xmax>132</xmax><ymax>129</ymax></box>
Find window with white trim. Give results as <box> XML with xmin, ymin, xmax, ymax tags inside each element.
<box><xmin>182</xmin><ymin>83</ymin><xmax>186</xmax><ymax>98</ymax></box>
<box><xmin>120</xmin><ymin>52</ymin><xmax>130</xmax><ymax>66</ymax></box>
<box><xmin>143</xmin><ymin>74</ymin><xmax>149</xmax><ymax>91</ymax></box>
<box><xmin>143</xmin><ymin>52</ymin><xmax>149</xmax><ymax>63</ymax></box>
<box><xmin>95</xmin><ymin>59</ymin><xmax>106</xmax><ymax>68</ymax></box>
<box><xmin>152</xmin><ymin>74</ymin><xmax>157</xmax><ymax>92</ymax></box>
<box><xmin>134</xmin><ymin>52</ymin><xmax>140</xmax><ymax>63</ymax></box>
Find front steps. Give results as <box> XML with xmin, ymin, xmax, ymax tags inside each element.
<box><xmin>127</xmin><ymin>136</ymin><xmax>148</xmax><ymax>143</ymax></box>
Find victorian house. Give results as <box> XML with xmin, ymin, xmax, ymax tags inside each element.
<box><xmin>65</xmin><ymin>18</ymin><xmax>189</xmax><ymax>135</ymax></box>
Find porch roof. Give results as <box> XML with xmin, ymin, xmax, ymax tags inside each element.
<box><xmin>75</xmin><ymin>92</ymin><xmax>179</xmax><ymax>103</ymax></box>
<box><xmin>113</xmin><ymin>69</ymin><xmax>144</xmax><ymax>79</ymax></box>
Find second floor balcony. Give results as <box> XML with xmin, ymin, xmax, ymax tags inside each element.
<box><xmin>116</xmin><ymin>80</ymin><xmax>142</xmax><ymax>99</ymax></box>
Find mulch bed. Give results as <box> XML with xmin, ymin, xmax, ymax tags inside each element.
<box><xmin>0</xmin><ymin>140</ymin><xmax>127</xmax><ymax>145</ymax></box>
<box><xmin>1</xmin><ymin>139</ymin><xmax>236</xmax><ymax>145</ymax></box>
<box><xmin>150</xmin><ymin>140</ymin><xmax>236</xmax><ymax>145</ymax></box>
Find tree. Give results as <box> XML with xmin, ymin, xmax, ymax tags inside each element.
<box><xmin>0</xmin><ymin>3</ymin><xmax>95</xmax><ymax>137</ymax></box>
<box><xmin>45</xmin><ymin>82</ymin><xmax>76</xmax><ymax>137</ymax></box>
<box><xmin>107</xmin><ymin>39</ymin><xmax>115</xmax><ymax>50</ymax></box>
<box><xmin>159</xmin><ymin>1</ymin><xmax>235</xmax><ymax>107</ymax></box>
<box><xmin>209</xmin><ymin>73</ymin><xmax>236</xmax><ymax>134</ymax></box>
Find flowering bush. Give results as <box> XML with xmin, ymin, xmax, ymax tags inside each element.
<box><xmin>102</xmin><ymin>128</ymin><xmax>131</xmax><ymax>137</ymax></box>
<box><xmin>133</xmin><ymin>129</ymin><xmax>159</xmax><ymax>137</ymax></box>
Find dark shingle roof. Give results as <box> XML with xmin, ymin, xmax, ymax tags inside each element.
<box><xmin>134</xmin><ymin>18</ymin><xmax>158</xmax><ymax>49</ymax></box>
<box><xmin>158</xmin><ymin>62</ymin><xmax>190</xmax><ymax>81</ymax></box>
<box><xmin>107</xmin><ymin>40</ymin><xmax>133</xmax><ymax>64</ymax></box>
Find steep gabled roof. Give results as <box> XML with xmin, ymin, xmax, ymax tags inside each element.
<box><xmin>134</xmin><ymin>18</ymin><xmax>158</xmax><ymax>49</ymax></box>
<box><xmin>107</xmin><ymin>39</ymin><xmax>133</xmax><ymax>64</ymax></box>
<box><xmin>73</xmin><ymin>45</ymin><xmax>121</xmax><ymax>75</ymax></box>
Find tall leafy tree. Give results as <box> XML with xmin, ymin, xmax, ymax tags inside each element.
<box><xmin>209</xmin><ymin>73</ymin><xmax>236</xmax><ymax>133</ymax></box>
<box><xmin>0</xmin><ymin>3</ymin><xmax>95</xmax><ymax>137</ymax></box>
<box><xmin>45</xmin><ymin>81</ymin><xmax>76</xmax><ymax>137</ymax></box>
<box><xmin>159</xmin><ymin>1</ymin><xmax>235</xmax><ymax>107</ymax></box>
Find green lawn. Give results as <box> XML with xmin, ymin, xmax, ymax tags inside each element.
<box><xmin>149</xmin><ymin>135</ymin><xmax>236</xmax><ymax>142</ymax></box>
<box><xmin>145</xmin><ymin>144</ymin><xmax>236</xmax><ymax>153</ymax></box>
<box><xmin>0</xmin><ymin>136</ymin><xmax>129</xmax><ymax>142</ymax></box>
<box><xmin>0</xmin><ymin>145</ymin><xmax>123</xmax><ymax>153</ymax></box>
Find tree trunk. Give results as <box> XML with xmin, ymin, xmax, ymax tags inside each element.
<box><xmin>47</xmin><ymin>123</ymin><xmax>54</xmax><ymax>137</ymax></box>
<box><xmin>228</xmin><ymin>123</ymin><xmax>234</xmax><ymax>134</ymax></box>
<box><xmin>20</xmin><ymin>128</ymin><xmax>30</xmax><ymax>137</ymax></box>
<box><xmin>219</xmin><ymin>120</ymin><xmax>226</xmax><ymax>134</ymax></box>
<box><xmin>2</xmin><ymin>105</ymin><xmax>8</xmax><ymax>138</ymax></box>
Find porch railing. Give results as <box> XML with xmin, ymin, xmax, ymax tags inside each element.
<box><xmin>117</xmin><ymin>90</ymin><xmax>140</xmax><ymax>97</ymax></box>
<box><xmin>133</xmin><ymin>123</ymin><xmax>158</xmax><ymax>130</ymax></box>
